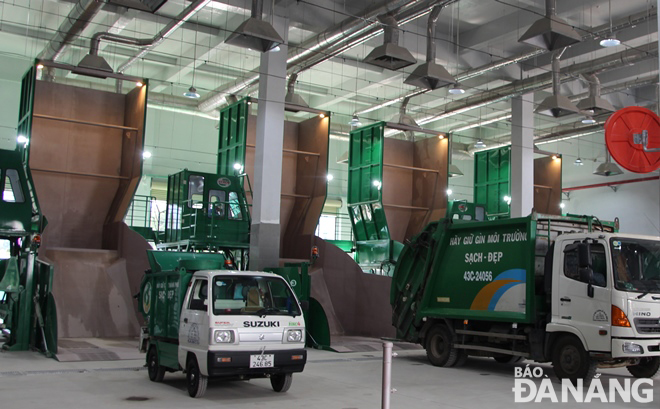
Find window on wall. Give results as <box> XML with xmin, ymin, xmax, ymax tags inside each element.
<box><xmin>315</xmin><ymin>214</ymin><xmax>337</xmax><ymax>240</ymax></box>
<box><xmin>3</xmin><ymin>169</ymin><xmax>25</xmax><ymax>203</ymax></box>
<box><xmin>188</xmin><ymin>175</ymin><xmax>204</xmax><ymax>209</ymax></box>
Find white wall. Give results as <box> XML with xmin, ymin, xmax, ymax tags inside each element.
<box><xmin>564</xmin><ymin>177</ymin><xmax>660</xmax><ymax>236</ymax></box>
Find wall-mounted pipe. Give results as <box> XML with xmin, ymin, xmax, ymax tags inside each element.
<box><xmin>563</xmin><ymin>176</ymin><xmax>659</xmax><ymax>192</ymax></box>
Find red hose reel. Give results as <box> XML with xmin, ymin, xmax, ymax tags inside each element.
<box><xmin>604</xmin><ymin>106</ymin><xmax>660</xmax><ymax>173</ymax></box>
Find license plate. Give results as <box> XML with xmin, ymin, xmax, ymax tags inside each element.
<box><xmin>250</xmin><ymin>354</ymin><xmax>274</xmax><ymax>368</ymax></box>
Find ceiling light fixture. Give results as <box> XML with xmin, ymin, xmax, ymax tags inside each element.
<box><xmin>349</xmin><ymin>114</ymin><xmax>362</xmax><ymax>127</ymax></box>
<box><xmin>600</xmin><ymin>0</ymin><xmax>620</xmax><ymax>47</ymax></box>
<box><xmin>475</xmin><ymin>139</ymin><xmax>487</xmax><ymax>149</ymax></box>
<box><xmin>184</xmin><ymin>86</ymin><xmax>200</xmax><ymax>99</ymax></box>
<box><xmin>581</xmin><ymin>117</ymin><xmax>597</xmax><ymax>124</ymax></box>
<box><xmin>448</xmin><ymin>84</ymin><xmax>466</xmax><ymax>95</ymax></box>
<box><xmin>574</xmin><ymin>157</ymin><xmax>584</xmax><ymax>166</ymax></box>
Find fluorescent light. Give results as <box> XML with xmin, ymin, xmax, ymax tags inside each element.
<box><xmin>448</xmin><ymin>84</ymin><xmax>466</xmax><ymax>95</ymax></box>
<box><xmin>581</xmin><ymin>117</ymin><xmax>596</xmax><ymax>124</ymax></box>
<box><xmin>600</xmin><ymin>37</ymin><xmax>621</xmax><ymax>47</ymax></box>
<box><xmin>184</xmin><ymin>86</ymin><xmax>200</xmax><ymax>99</ymax></box>
<box><xmin>270</xmin><ymin>45</ymin><xmax>281</xmax><ymax>53</ymax></box>
<box><xmin>142</xmin><ymin>151</ymin><xmax>152</xmax><ymax>159</ymax></box>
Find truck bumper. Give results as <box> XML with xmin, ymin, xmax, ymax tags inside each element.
<box><xmin>611</xmin><ymin>338</ymin><xmax>660</xmax><ymax>358</ymax></box>
<box><xmin>207</xmin><ymin>349</ymin><xmax>307</xmax><ymax>377</ymax></box>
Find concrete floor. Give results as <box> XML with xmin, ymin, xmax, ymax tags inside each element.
<box><xmin>1</xmin><ymin>346</ymin><xmax>658</xmax><ymax>408</ymax></box>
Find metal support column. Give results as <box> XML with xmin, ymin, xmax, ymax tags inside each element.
<box><xmin>510</xmin><ymin>93</ymin><xmax>535</xmax><ymax>217</ymax></box>
<box><xmin>249</xmin><ymin>15</ymin><xmax>288</xmax><ymax>270</ymax></box>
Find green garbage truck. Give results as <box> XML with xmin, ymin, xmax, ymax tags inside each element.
<box><xmin>138</xmin><ymin>253</ymin><xmax>307</xmax><ymax>398</ymax></box>
<box><xmin>391</xmin><ymin>201</ymin><xmax>660</xmax><ymax>381</ymax></box>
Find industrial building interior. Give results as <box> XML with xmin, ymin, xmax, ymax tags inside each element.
<box><xmin>0</xmin><ymin>0</ymin><xmax>659</xmax><ymax>407</ymax></box>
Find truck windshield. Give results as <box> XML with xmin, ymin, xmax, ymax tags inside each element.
<box><xmin>212</xmin><ymin>276</ymin><xmax>301</xmax><ymax>316</ymax></box>
<box><xmin>611</xmin><ymin>238</ymin><xmax>660</xmax><ymax>293</ymax></box>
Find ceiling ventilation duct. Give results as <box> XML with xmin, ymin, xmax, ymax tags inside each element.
<box><xmin>593</xmin><ymin>151</ymin><xmax>624</xmax><ymax>176</ymax></box>
<box><xmin>404</xmin><ymin>5</ymin><xmax>455</xmax><ymax>89</ymax></box>
<box><xmin>576</xmin><ymin>73</ymin><xmax>616</xmax><ymax>115</ymax></box>
<box><xmin>107</xmin><ymin>0</ymin><xmax>167</xmax><ymax>13</ymax></box>
<box><xmin>284</xmin><ymin>73</ymin><xmax>309</xmax><ymax>111</ymax></box>
<box><xmin>535</xmin><ymin>49</ymin><xmax>580</xmax><ymax>117</ymax></box>
<box><xmin>364</xmin><ymin>14</ymin><xmax>416</xmax><ymax>70</ymax></box>
<box><xmin>518</xmin><ymin>0</ymin><xmax>581</xmax><ymax>51</ymax></box>
<box><xmin>225</xmin><ymin>0</ymin><xmax>284</xmax><ymax>52</ymax></box>
<box><xmin>390</xmin><ymin>96</ymin><xmax>420</xmax><ymax>139</ymax></box>
<box><xmin>447</xmin><ymin>134</ymin><xmax>463</xmax><ymax>177</ymax></box>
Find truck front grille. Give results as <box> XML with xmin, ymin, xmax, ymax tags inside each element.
<box><xmin>634</xmin><ymin>318</ymin><xmax>660</xmax><ymax>334</ymax></box>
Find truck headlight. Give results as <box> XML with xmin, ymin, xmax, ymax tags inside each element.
<box><xmin>622</xmin><ymin>342</ymin><xmax>643</xmax><ymax>354</ymax></box>
<box><xmin>214</xmin><ymin>330</ymin><xmax>234</xmax><ymax>343</ymax></box>
<box><xmin>286</xmin><ymin>329</ymin><xmax>303</xmax><ymax>343</ymax></box>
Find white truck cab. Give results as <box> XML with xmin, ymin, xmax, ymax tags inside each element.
<box><xmin>549</xmin><ymin>232</ymin><xmax>660</xmax><ymax>378</ymax></box>
<box><xmin>172</xmin><ymin>270</ymin><xmax>306</xmax><ymax>397</ymax></box>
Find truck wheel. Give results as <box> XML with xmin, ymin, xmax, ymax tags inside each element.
<box><xmin>494</xmin><ymin>356</ymin><xmax>524</xmax><ymax>364</ymax></box>
<box><xmin>147</xmin><ymin>347</ymin><xmax>165</xmax><ymax>382</ymax></box>
<box><xmin>627</xmin><ymin>357</ymin><xmax>660</xmax><ymax>378</ymax></box>
<box><xmin>270</xmin><ymin>373</ymin><xmax>293</xmax><ymax>392</ymax></box>
<box><xmin>454</xmin><ymin>351</ymin><xmax>468</xmax><ymax>367</ymax></box>
<box><xmin>552</xmin><ymin>336</ymin><xmax>596</xmax><ymax>383</ymax></box>
<box><xmin>186</xmin><ymin>357</ymin><xmax>208</xmax><ymax>398</ymax></box>
<box><xmin>425</xmin><ymin>325</ymin><xmax>458</xmax><ymax>367</ymax></box>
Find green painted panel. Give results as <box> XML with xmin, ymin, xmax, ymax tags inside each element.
<box><xmin>474</xmin><ymin>147</ymin><xmax>510</xmax><ymax>218</ymax></box>
<box><xmin>217</xmin><ymin>98</ymin><xmax>249</xmax><ymax>176</ymax></box>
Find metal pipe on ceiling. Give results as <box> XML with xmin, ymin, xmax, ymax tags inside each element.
<box><xmin>198</xmin><ymin>0</ymin><xmax>457</xmax><ymax>112</ymax></box>
<box><xmin>37</xmin><ymin>0</ymin><xmax>105</xmax><ymax>61</ymax></box>
<box><xmin>114</xmin><ymin>0</ymin><xmax>212</xmax><ymax>73</ymax></box>
<box><xmin>418</xmin><ymin>43</ymin><xmax>657</xmax><ymax>126</ymax></box>
<box><xmin>426</xmin><ymin>5</ymin><xmax>442</xmax><ymax>63</ymax></box>
<box><xmin>355</xmin><ymin>8</ymin><xmax>657</xmax><ymax>116</ymax></box>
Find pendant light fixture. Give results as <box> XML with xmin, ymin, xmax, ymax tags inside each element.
<box><xmin>184</xmin><ymin>28</ymin><xmax>200</xmax><ymax>99</ymax></box>
<box><xmin>600</xmin><ymin>0</ymin><xmax>621</xmax><ymax>47</ymax></box>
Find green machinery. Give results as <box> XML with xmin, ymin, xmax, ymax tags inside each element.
<box><xmin>347</xmin><ymin>123</ymin><xmax>404</xmax><ymax>273</ymax></box>
<box><xmin>158</xmin><ymin>169</ymin><xmax>251</xmax><ymax>267</ymax></box>
<box><xmin>0</xmin><ymin>147</ymin><xmax>57</xmax><ymax>356</ymax></box>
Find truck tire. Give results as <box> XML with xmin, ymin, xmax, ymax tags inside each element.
<box><xmin>627</xmin><ymin>357</ymin><xmax>660</xmax><ymax>378</ymax></box>
<box><xmin>425</xmin><ymin>325</ymin><xmax>458</xmax><ymax>367</ymax></box>
<box><xmin>270</xmin><ymin>373</ymin><xmax>293</xmax><ymax>392</ymax></box>
<box><xmin>186</xmin><ymin>357</ymin><xmax>208</xmax><ymax>398</ymax></box>
<box><xmin>552</xmin><ymin>336</ymin><xmax>597</xmax><ymax>383</ymax></box>
<box><xmin>147</xmin><ymin>347</ymin><xmax>165</xmax><ymax>382</ymax></box>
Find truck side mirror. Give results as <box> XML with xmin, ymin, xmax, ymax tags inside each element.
<box><xmin>577</xmin><ymin>243</ymin><xmax>591</xmax><ymax>269</ymax></box>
